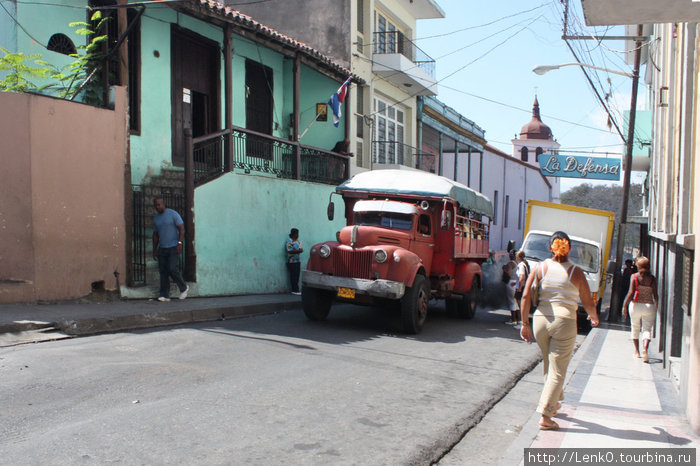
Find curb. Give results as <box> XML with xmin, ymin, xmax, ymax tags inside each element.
<box><xmin>1</xmin><ymin>300</ymin><xmax>304</xmax><ymax>337</ymax></box>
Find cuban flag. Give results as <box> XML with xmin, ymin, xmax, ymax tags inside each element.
<box><xmin>328</xmin><ymin>77</ymin><xmax>352</xmax><ymax>127</ymax></box>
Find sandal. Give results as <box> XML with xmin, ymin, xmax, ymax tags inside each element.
<box><xmin>634</xmin><ymin>352</ymin><xmax>640</xmax><ymax>358</ymax></box>
<box><xmin>553</xmin><ymin>402</ymin><xmax>562</xmax><ymax>416</ymax></box>
<box><xmin>642</xmin><ymin>351</ymin><xmax>649</xmax><ymax>363</ymax></box>
<box><xmin>539</xmin><ymin>420</ymin><xmax>560</xmax><ymax>431</ymax></box>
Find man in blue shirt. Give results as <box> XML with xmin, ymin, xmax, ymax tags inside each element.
<box><xmin>152</xmin><ymin>198</ymin><xmax>188</xmax><ymax>302</ymax></box>
<box><xmin>285</xmin><ymin>228</ymin><xmax>303</xmax><ymax>295</ymax></box>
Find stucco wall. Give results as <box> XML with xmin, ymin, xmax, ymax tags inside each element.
<box><xmin>129</xmin><ymin>9</ymin><xmax>346</xmax><ymax>185</ymax></box>
<box><xmin>481</xmin><ymin>147</ymin><xmax>552</xmax><ymax>251</ymax></box>
<box><xmin>0</xmin><ymin>89</ymin><xmax>128</xmax><ymax>302</ymax></box>
<box><xmin>230</xmin><ymin>0</ymin><xmax>351</xmax><ymax>67</ymax></box>
<box><xmin>194</xmin><ymin>173</ymin><xmax>346</xmax><ymax>295</ymax></box>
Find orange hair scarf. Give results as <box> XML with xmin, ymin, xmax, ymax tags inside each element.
<box><xmin>551</xmin><ymin>238</ymin><xmax>571</xmax><ymax>259</ymax></box>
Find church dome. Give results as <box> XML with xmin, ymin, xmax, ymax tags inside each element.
<box><xmin>520</xmin><ymin>97</ymin><xmax>553</xmax><ymax>140</ymax></box>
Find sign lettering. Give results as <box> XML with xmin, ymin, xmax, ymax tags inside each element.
<box><xmin>539</xmin><ymin>155</ymin><xmax>621</xmax><ymax>180</ymax></box>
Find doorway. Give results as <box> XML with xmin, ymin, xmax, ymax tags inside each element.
<box><xmin>171</xmin><ymin>25</ymin><xmax>220</xmax><ymax>166</ymax></box>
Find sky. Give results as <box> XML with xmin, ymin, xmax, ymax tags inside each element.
<box><xmin>415</xmin><ymin>0</ymin><xmax>646</xmax><ymax>192</ymax></box>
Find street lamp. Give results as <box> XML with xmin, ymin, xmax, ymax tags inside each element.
<box><xmin>532</xmin><ymin>31</ymin><xmax>643</xmax><ymax>322</ymax></box>
<box><xmin>533</xmin><ymin>63</ymin><xmax>634</xmax><ymax>77</ymax></box>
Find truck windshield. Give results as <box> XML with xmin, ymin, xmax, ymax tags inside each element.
<box><xmin>354</xmin><ymin>212</ymin><xmax>414</xmax><ymax>230</ymax></box>
<box><xmin>523</xmin><ymin>233</ymin><xmax>600</xmax><ymax>273</ymax></box>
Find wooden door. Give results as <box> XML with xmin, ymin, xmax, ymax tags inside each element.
<box><xmin>171</xmin><ymin>26</ymin><xmax>220</xmax><ymax>167</ymax></box>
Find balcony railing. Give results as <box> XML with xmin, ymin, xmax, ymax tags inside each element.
<box><xmin>190</xmin><ymin>125</ymin><xmax>350</xmax><ymax>187</ymax></box>
<box><xmin>373</xmin><ymin>31</ymin><xmax>435</xmax><ymax>78</ymax></box>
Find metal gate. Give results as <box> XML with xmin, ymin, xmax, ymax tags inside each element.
<box><xmin>131</xmin><ymin>184</ymin><xmax>186</xmax><ymax>286</ymax></box>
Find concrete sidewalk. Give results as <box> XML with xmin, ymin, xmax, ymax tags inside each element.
<box><xmin>506</xmin><ymin>324</ymin><xmax>699</xmax><ymax>464</ymax></box>
<box><xmin>439</xmin><ymin>323</ymin><xmax>699</xmax><ymax>465</ymax></box>
<box><xmin>0</xmin><ymin>294</ymin><xmax>302</xmax><ymax>346</ymax></box>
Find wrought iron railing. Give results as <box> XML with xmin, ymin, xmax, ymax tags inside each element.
<box><xmin>373</xmin><ymin>31</ymin><xmax>436</xmax><ymax>77</ymax></box>
<box><xmin>191</xmin><ymin>125</ymin><xmax>350</xmax><ymax>186</ymax></box>
<box><xmin>231</xmin><ymin>127</ymin><xmax>296</xmax><ymax>179</ymax></box>
<box><xmin>193</xmin><ymin>129</ymin><xmax>227</xmax><ymax>185</ymax></box>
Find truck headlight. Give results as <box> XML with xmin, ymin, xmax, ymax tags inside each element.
<box><xmin>374</xmin><ymin>249</ymin><xmax>388</xmax><ymax>263</ymax></box>
<box><xmin>319</xmin><ymin>244</ymin><xmax>331</xmax><ymax>258</ymax></box>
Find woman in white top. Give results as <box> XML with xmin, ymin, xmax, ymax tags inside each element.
<box><xmin>519</xmin><ymin>231</ymin><xmax>599</xmax><ymax>431</ymax></box>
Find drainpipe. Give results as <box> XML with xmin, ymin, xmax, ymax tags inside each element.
<box><xmin>479</xmin><ymin>151</ymin><xmax>483</xmax><ymax>192</ymax></box>
<box><xmin>118</xmin><ymin>0</ymin><xmax>132</xmax><ymax>287</ymax></box>
<box><xmin>467</xmin><ymin>147</ymin><xmax>472</xmax><ymax>187</ymax></box>
<box><xmin>184</xmin><ymin>128</ymin><xmax>196</xmax><ymax>281</ymax></box>
<box><xmin>416</xmin><ymin>97</ymin><xmax>423</xmax><ymax>170</ymax></box>
<box><xmin>344</xmin><ymin>82</ymin><xmax>351</xmax><ymax>179</ymax></box>
<box><xmin>453</xmin><ymin>141</ymin><xmax>459</xmax><ymax>182</ymax></box>
<box><xmin>438</xmin><ymin>132</ymin><xmax>443</xmax><ymax>176</ymax></box>
<box><xmin>293</xmin><ymin>52</ymin><xmax>301</xmax><ymax>179</ymax></box>
<box><xmin>224</xmin><ymin>24</ymin><xmax>233</xmax><ymax>172</ymax></box>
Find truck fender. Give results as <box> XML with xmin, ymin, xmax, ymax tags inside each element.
<box><xmin>454</xmin><ymin>261</ymin><xmax>483</xmax><ymax>293</ymax></box>
<box><xmin>389</xmin><ymin>249</ymin><xmax>424</xmax><ymax>287</ymax></box>
<box><xmin>405</xmin><ymin>265</ymin><xmax>427</xmax><ymax>288</ymax></box>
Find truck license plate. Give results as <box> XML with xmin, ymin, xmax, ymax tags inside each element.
<box><xmin>337</xmin><ymin>287</ymin><xmax>355</xmax><ymax>299</ymax></box>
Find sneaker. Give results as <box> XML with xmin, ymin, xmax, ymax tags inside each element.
<box><xmin>291</xmin><ymin>291</ymin><xmax>302</xmax><ymax>296</ymax></box>
<box><xmin>504</xmin><ymin>320</ymin><xmax>517</xmax><ymax>325</ymax></box>
<box><xmin>513</xmin><ymin>324</ymin><xmax>522</xmax><ymax>330</ymax></box>
<box><xmin>178</xmin><ymin>286</ymin><xmax>189</xmax><ymax>300</ymax></box>
<box><xmin>157</xmin><ymin>296</ymin><xmax>170</xmax><ymax>302</ymax></box>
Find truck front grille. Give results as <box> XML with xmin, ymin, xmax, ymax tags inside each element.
<box><xmin>333</xmin><ymin>249</ymin><xmax>373</xmax><ymax>279</ymax></box>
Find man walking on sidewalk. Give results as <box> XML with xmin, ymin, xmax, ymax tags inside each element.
<box><xmin>152</xmin><ymin>198</ymin><xmax>189</xmax><ymax>302</ymax></box>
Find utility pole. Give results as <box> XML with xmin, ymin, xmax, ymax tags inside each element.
<box><xmin>609</xmin><ymin>24</ymin><xmax>644</xmax><ymax>322</ymax></box>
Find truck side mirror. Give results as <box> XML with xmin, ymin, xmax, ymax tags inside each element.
<box><xmin>606</xmin><ymin>259</ymin><xmax>617</xmax><ymax>275</ymax></box>
<box><xmin>327</xmin><ymin>201</ymin><xmax>335</xmax><ymax>221</ymax></box>
<box><xmin>441</xmin><ymin>209</ymin><xmax>450</xmax><ymax>230</ymax></box>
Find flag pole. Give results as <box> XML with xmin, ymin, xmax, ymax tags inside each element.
<box><xmin>298</xmin><ymin>110</ymin><xmax>323</xmax><ymax>141</ymax></box>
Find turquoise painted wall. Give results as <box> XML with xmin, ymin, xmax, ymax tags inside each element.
<box><xmin>4</xmin><ymin>2</ymin><xmax>87</xmax><ymax>92</ymax></box>
<box><xmin>297</xmin><ymin>63</ymin><xmax>346</xmax><ymax>150</ymax></box>
<box><xmin>194</xmin><ymin>173</ymin><xmax>346</xmax><ymax>295</ymax></box>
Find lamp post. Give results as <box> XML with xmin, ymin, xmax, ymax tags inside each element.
<box><xmin>533</xmin><ymin>63</ymin><xmax>634</xmax><ymax>78</ymax></box>
<box><xmin>532</xmin><ymin>27</ymin><xmax>643</xmax><ymax>321</ymax></box>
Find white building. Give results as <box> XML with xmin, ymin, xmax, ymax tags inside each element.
<box><xmin>418</xmin><ymin>96</ymin><xmax>553</xmax><ymax>251</ymax></box>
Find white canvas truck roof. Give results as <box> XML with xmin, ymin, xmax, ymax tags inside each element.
<box><xmin>353</xmin><ymin>200</ymin><xmax>418</xmax><ymax>215</ymax></box>
<box><xmin>337</xmin><ymin>169</ymin><xmax>494</xmax><ymax>219</ymax></box>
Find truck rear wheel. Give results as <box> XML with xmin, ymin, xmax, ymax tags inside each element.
<box><xmin>302</xmin><ymin>286</ymin><xmax>334</xmax><ymax>321</ymax></box>
<box><xmin>401</xmin><ymin>274</ymin><xmax>429</xmax><ymax>334</ymax></box>
<box><xmin>447</xmin><ymin>280</ymin><xmax>479</xmax><ymax>320</ymax></box>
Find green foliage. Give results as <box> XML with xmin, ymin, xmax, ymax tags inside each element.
<box><xmin>560</xmin><ymin>182</ymin><xmax>644</xmax><ymax>255</ymax></box>
<box><xmin>0</xmin><ymin>10</ymin><xmax>109</xmax><ymax>104</ymax></box>
<box><xmin>0</xmin><ymin>48</ymin><xmax>51</xmax><ymax>92</ymax></box>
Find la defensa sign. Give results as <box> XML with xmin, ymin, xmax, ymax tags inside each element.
<box><xmin>539</xmin><ymin>154</ymin><xmax>621</xmax><ymax>180</ymax></box>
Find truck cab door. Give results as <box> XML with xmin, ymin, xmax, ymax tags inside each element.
<box><xmin>412</xmin><ymin>213</ymin><xmax>434</xmax><ymax>274</ymax></box>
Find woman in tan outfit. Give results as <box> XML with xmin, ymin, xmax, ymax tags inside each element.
<box><xmin>519</xmin><ymin>231</ymin><xmax>600</xmax><ymax>431</ymax></box>
<box><xmin>622</xmin><ymin>256</ymin><xmax>658</xmax><ymax>362</ymax></box>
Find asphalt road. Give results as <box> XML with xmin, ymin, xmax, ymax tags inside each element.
<box><xmin>0</xmin><ymin>301</ymin><xmax>542</xmax><ymax>465</ymax></box>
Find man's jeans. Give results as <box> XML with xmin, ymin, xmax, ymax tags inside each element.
<box><xmin>157</xmin><ymin>247</ymin><xmax>187</xmax><ymax>298</ymax></box>
<box><xmin>287</xmin><ymin>262</ymin><xmax>301</xmax><ymax>293</ymax></box>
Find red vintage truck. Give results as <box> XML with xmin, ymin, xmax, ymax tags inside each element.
<box><xmin>301</xmin><ymin>169</ymin><xmax>493</xmax><ymax>333</ymax></box>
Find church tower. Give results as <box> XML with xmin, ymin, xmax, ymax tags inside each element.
<box><xmin>512</xmin><ymin>97</ymin><xmax>560</xmax><ymax>200</ymax></box>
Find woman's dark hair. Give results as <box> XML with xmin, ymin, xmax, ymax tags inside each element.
<box><xmin>549</xmin><ymin>231</ymin><xmax>571</xmax><ymax>246</ymax></box>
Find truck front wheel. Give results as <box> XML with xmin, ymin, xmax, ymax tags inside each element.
<box><xmin>401</xmin><ymin>274</ymin><xmax>429</xmax><ymax>334</ymax></box>
<box><xmin>302</xmin><ymin>286</ymin><xmax>334</xmax><ymax>321</ymax></box>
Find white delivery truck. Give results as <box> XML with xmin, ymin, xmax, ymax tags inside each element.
<box><xmin>521</xmin><ymin>200</ymin><xmax>615</xmax><ymax>330</ymax></box>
